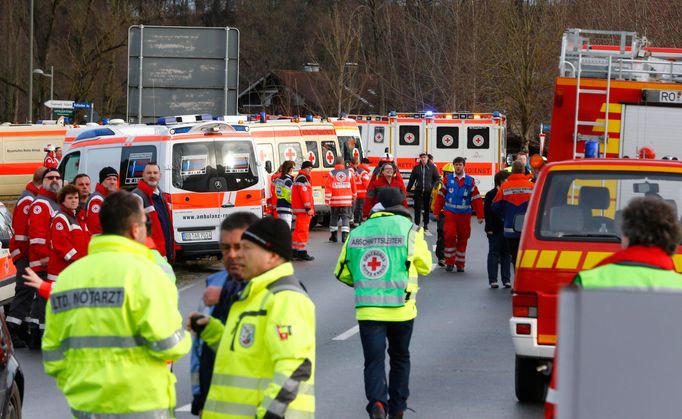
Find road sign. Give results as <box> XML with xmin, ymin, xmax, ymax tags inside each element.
<box><xmin>73</xmin><ymin>102</ymin><xmax>92</xmax><ymax>109</ymax></box>
<box><xmin>44</xmin><ymin>100</ymin><xmax>74</xmax><ymax>109</ymax></box>
<box><xmin>53</xmin><ymin>109</ymin><xmax>74</xmax><ymax>117</ymax></box>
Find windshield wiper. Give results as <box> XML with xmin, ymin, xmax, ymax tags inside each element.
<box><xmin>560</xmin><ymin>233</ymin><xmax>621</xmax><ymax>239</ymax></box>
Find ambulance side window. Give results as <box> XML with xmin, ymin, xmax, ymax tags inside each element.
<box><xmin>278</xmin><ymin>143</ymin><xmax>303</xmax><ymax>168</ymax></box>
<box><xmin>216</xmin><ymin>140</ymin><xmax>259</xmax><ymax>191</ymax></box>
<box><xmin>339</xmin><ymin>136</ymin><xmax>362</xmax><ymax>162</ymax></box>
<box><xmin>399</xmin><ymin>125</ymin><xmax>420</xmax><ymax>146</ymax></box>
<box><xmin>60</xmin><ymin>152</ymin><xmax>81</xmax><ymax>183</ymax></box>
<box><xmin>321</xmin><ymin>140</ymin><xmax>338</xmax><ymax>168</ymax></box>
<box><xmin>467</xmin><ymin>127</ymin><xmax>490</xmax><ymax>149</ymax></box>
<box><xmin>305</xmin><ymin>141</ymin><xmax>320</xmax><ymax>168</ymax></box>
<box><xmin>172</xmin><ymin>142</ymin><xmax>216</xmax><ymax>192</ymax></box>
<box><xmin>119</xmin><ymin>146</ymin><xmax>157</xmax><ymax>191</ymax></box>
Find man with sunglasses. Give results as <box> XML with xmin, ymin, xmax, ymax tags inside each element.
<box><xmin>24</xmin><ymin>168</ymin><xmax>62</xmax><ymax>347</ymax></box>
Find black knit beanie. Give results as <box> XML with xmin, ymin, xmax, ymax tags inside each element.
<box><xmin>99</xmin><ymin>166</ymin><xmax>119</xmax><ymax>183</ymax></box>
<box><xmin>242</xmin><ymin>217</ymin><xmax>292</xmax><ymax>261</ymax></box>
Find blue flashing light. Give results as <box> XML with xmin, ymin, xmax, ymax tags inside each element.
<box><xmin>492</xmin><ymin>111</ymin><xmax>501</xmax><ymax>118</ymax></box>
<box><xmin>102</xmin><ymin>118</ymin><xmax>110</xmax><ymax>125</ymax></box>
<box><xmin>305</xmin><ymin>114</ymin><xmax>313</xmax><ymax>122</ymax></box>
<box><xmin>259</xmin><ymin>111</ymin><xmax>267</xmax><ymax>123</ymax></box>
<box><xmin>388</xmin><ymin>111</ymin><xmax>397</xmax><ymax>117</ymax></box>
<box><xmin>232</xmin><ymin>125</ymin><xmax>249</xmax><ymax>132</ymax></box>
<box><xmin>584</xmin><ymin>140</ymin><xmax>600</xmax><ymax>158</ymax></box>
<box><xmin>425</xmin><ymin>110</ymin><xmax>434</xmax><ymax>117</ymax></box>
<box><xmin>75</xmin><ymin>127</ymin><xmax>115</xmax><ymax>141</ymax></box>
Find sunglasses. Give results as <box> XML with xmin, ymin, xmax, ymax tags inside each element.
<box><xmin>45</xmin><ymin>175</ymin><xmax>62</xmax><ymax>180</ymax></box>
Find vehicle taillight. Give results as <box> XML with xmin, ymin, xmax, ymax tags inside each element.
<box><xmin>260</xmin><ymin>189</ymin><xmax>268</xmax><ymax>216</ymax></box>
<box><xmin>516</xmin><ymin>324</ymin><xmax>532</xmax><ymax>335</ymax></box>
<box><xmin>512</xmin><ymin>293</ymin><xmax>538</xmax><ymax>318</ymax></box>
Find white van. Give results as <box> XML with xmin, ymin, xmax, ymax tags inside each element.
<box><xmin>60</xmin><ymin>122</ymin><xmax>267</xmax><ymax>259</ymax></box>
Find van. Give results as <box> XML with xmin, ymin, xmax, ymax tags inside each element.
<box><xmin>510</xmin><ymin>158</ymin><xmax>682</xmax><ymax>402</ymax></box>
<box><xmin>0</xmin><ymin>124</ymin><xmax>69</xmax><ymax>197</ymax></box>
<box><xmin>60</xmin><ymin>122</ymin><xmax>266</xmax><ymax>258</ymax></box>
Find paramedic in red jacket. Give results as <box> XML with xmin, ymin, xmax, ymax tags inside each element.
<box><xmin>86</xmin><ymin>167</ymin><xmax>119</xmax><ymax>234</ymax></box>
<box><xmin>363</xmin><ymin>162</ymin><xmax>408</xmax><ymax>219</ymax></box>
<box><xmin>6</xmin><ymin>167</ymin><xmax>46</xmax><ymax>347</ymax></box>
<box><xmin>47</xmin><ymin>184</ymin><xmax>91</xmax><ymax>282</ymax></box>
<box><xmin>353</xmin><ymin>157</ymin><xmax>371</xmax><ymax>225</ymax></box>
<box><xmin>43</xmin><ymin>145</ymin><xmax>59</xmax><ymax>169</ymax></box>
<box><xmin>433</xmin><ymin>157</ymin><xmax>484</xmax><ymax>272</ymax></box>
<box><xmin>291</xmin><ymin>160</ymin><xmax>315</xmax><ymax>261</ymax></box>
<box><xmin>132</xmin><ymin>163</ymin><xmax>174</xmax><ymax>260</ymax></box>
<box><xmin>325</xmin><ymin>156</ymin><xmax>357</xmax><ymax>243</ymax></box>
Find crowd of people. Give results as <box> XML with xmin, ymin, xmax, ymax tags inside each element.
<box><xmin>5</xmin><ymin>147</ymin><xmax>541</xmax><ymax>419</ymax></box>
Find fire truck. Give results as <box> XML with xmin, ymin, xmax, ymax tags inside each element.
<box><xmin>350</xmin><ymin>111</ymin><xmax>507</xmax><ymax>192</ymax></box>
<box><xmin>511</xmin><ymin>28</ymin><xmax>682</xmax><ymax>402</ymax></box>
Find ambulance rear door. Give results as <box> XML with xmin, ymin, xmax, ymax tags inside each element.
<box><xmin>390</xmin><ymin>116</ymin><xmax>426</xmax><ymax>180</ymax></box>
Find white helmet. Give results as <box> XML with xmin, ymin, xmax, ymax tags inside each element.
<box><xmin>44</xmin><ymin>144</ymin><xmax>55</xmax><ymax>152</ymax></box>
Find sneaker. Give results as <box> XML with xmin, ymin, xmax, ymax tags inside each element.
<box><xmin>445</xmin><ymin>265</ymin><xmax>454</xmax><ymax>272</ymax></box>
<box><xmin>437</xmin><ymin>259</ymin><xmax>445</xmax><ymax>267</ymax></box>
<box><xmin>291</xmin><ymin>250</ymin><xmax>301</xmax><ymax>261</ymax></box>
<box><xmin>457</xmin><ymin>266</ymin><xmax>465</xmax><ymax>272</ymax></box>
<box><xmin>503</xmin><ymin>282</ymin><xmax>512</xmax><ymax>288</ymax></box>
<box><xmin>370</xmin><ymin>402</ymin><xmax>387</xmax><ymax>419</ymax></box>
<box><xmin>490</xmin><ymin>283</ymin><xmax>499</xmax><ymax>289</ymax></box>
<box><xmin>299</xmin><ymin>251</ymin><xmax>315</xmax><ymax>261</ymax></box>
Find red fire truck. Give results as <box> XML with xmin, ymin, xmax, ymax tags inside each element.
<box><xmin>511</xmin><ymin>28</ymin><xmax>682</xmax><ymax>402</ymax></box>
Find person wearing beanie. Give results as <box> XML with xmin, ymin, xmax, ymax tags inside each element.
<box><xmin>86</xmin><ymin>166</ymin><xmax>119</xmax><ymax>235</ymax></box>
<box><xmin>292</xmin><ymin>161</ymin><xmax>316</xmax><ymax>261</ymax></box>
<box><xmin>188</xmin><ymin>217</ymin><xmax>316</xmax><ymax>418</ymax></box>
<box><xmin>335</xmin><ymin>185</ymin><xmax>432</xmax><ymax>419</ymax></box>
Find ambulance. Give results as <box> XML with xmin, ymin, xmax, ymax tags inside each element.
<box><xmin>0</xmin><ymin>202</ymin><xmax>15</xmax><ymax>305</ymax></box>
<box><xmin>0</xmin><ymin>123</ymin><xmax>70</xmax><ymax>196</ymax></box>
<box><xmin>60</xmin><ymin>121</ymin><xmax>267</xmax><ymax>259</ymax></box>
<box><xmin>350</xmin><ymin>112</ymin><xmax>507</xmax><ymax>192</ymax></box>
<box><xmin>511</xmin><ymin>29</ymin><xmax>682</xmax><ymax>402</ymax></box>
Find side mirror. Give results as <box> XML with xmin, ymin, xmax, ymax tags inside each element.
<box><xmin>513</xmin><ymin>213</ymin><xmax>525</xmax><ymax>233</ymax></box>
<box><xmin>265</xmin><ymin>160</ymin><xmax>273</xmax><ymax>174</ymax></box>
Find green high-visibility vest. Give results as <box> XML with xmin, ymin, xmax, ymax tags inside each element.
<box><xmin>346</xmin><ymin>214</ymin><xmax>418</xmax><ymax>307</ymax></box>
<box><xmin>575</xmin><ymin>262</ymin><xmax>682</xmax><ymax>289</ymax></box>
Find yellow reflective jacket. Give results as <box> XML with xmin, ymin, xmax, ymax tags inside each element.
<box><xmin>42</xmin><ymin>235</ymin><xmax>190</xmax><ymax>418</ymax></box>
<box><xmin>334</xmin><ymin>211</ymin><xmax>432</xmax><ymax>321</ymax></box>
<box><xmin>201</xmin><ymin>262</ymin><xmax>316</xmax><ymax>419</ymax></box>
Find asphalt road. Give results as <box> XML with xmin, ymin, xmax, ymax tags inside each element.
<box><xmin>15</xmin><ymin>222</ymin><xmax>544</xmax><ymax>418</ymax></box>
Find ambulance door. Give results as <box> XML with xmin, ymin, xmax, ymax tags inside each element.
<box><xmin>366</xmin><ymin>121</ymin><xmax>388</xmax><ymax>160</ymax></box>
<box><xmin>430</xmin><ymin>121</ymin><xmax>460</xmax><ymax>170</ymax></box>
<box><xmin>391</xmin><ymin>118</ymin><xmax>425</xmax><ymax>180</ymax></box>
<box><xmin>169</xmin><ymin>139</ymin><xmax>222</xmax><ymax>249</ymax></box>
<box><xmin>463</xmin><ymin>125</ymin><xmax>494</xmax><ymax>192</ymax></box>
<box><xmin>215</xmin><ymin>138</ymin><xmax>261</xmax><ymax>220</ymax></box>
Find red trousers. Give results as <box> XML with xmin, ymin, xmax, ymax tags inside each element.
<box><xmin>443</xmin><ymin>212</ymin><xmax>472</xmax><ymax>268</ymax></box>
<box><xmin>292</xmin><ymin>213</ymin><xmax>312</xmax><ymax>250</ymax></box>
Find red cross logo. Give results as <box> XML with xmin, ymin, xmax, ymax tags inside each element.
<box><xmin>258</xmin><ymin>149</ymin><xmax>267</xmax><ymax>162</ymax></box>
<box><xmin>404</xmin><ymin>133</ymin><xmax>415</xmax><ymax>143</ymax></box>
<box><xmin>325</xmin><ymin>150</ymin><xmax>335</xmax><ymax>165</ymax></box>
<box><xmin>353</xmin><ymin>148</ymin><xmax>360</xmax><ymax>159</ymax></box>
<box><xmin>285</xmin><ymin>147</ymin><xmax>297</xmax><ymax>161</ymax></box>
<box><xmin>375</xmin><ymin>132</ymin><xmax>384</xmax><ymax>143</ymax></box>
<box><xmin>307</xmin><ymin>151</ymin><xmax>316</xmax><ymax>164</ymax></box>
<box><xmin>442</xmin><ymin>134</ymin><xmax>454</xmax><ymax>147</ymax></box>
<box><xmin>366</xmin><ymin>257</ymin><xmax>382</xmax><ymax>272</ymax></box>
<box><xmin>472</xmin><ymin>135</ymin><xmax>485</xmax><ymax>147</ymax></box>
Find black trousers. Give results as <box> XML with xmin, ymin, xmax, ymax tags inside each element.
<box><xmin>412</xmin><ymin>190</ymin><xmax>431</xmax><ymax>227</ymax></box>
<box><xmin>6</xmin><ymin>258</ymin><xmax>35</xmax><ymax>329</ymax></box>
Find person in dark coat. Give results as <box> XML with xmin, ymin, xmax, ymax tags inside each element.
<box><xmin>406</xmin><ymin>153</ymin><xmax>440</xmax><ymax>229</ymax></box>
<box><xmin>484</xmin><ymin>170</ymin><xmax>512</xmax><ymax>288</ymax></box>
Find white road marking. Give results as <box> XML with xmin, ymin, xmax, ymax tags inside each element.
<box><xmin>176</xmin><ymin>404</ymin><xmax>191</xmax><ymax>412</ymax></box>
<box><xmin>332</xmin><ymin>325</ymin><xmax>359</xmax><ymax>341</ymax></box>
<box><xmin>178</xmin><ymin>282</ymin><xmax>198</xmax><ymax>292</ymax></box>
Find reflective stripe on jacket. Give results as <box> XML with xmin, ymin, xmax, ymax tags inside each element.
<box><xmin>9</xmin><ymin>183</ymin><xmax>39</xmax><ymax>261</ymax></box>
<box><xmin>47</xmin><ymin>207</ymin><xmax>90</xmax><ymax>281</ymax></box>
<box><xmin>491</xmin><ymin>173</ymin><xmax>533</xmax><ymax>239</ymax></box>
<box><xmin>28</xmin><ymin>188</ymin><xmax>60</xmax><ymax>272</ymax></box>
<box><xmin>43</xmin><ymin>235</ymin><xmax>190</xmax><ymax>416</ymax></box>
<box><xmin>434</xmin><ymin>174</ymin><xmax>484</xmax><ymax>219</ymax></box>
<box><xmin>325</xmin><ymin>164</ymin><xmax>356</xmax><ymax>207</ymax></box>
<box><xmin>292</xmin><ymin>173</ymin><xmax>314</xmax><ymax>214</ymax></box>
<box><xmin>201</xmin><ymin>262</ymin><xmax>316</xmax><ymax>419</ymax></box>
<box><xmin>335</xmin><ymin>211</ymin><xmax>432</xmax><ymax>321</ymax></box>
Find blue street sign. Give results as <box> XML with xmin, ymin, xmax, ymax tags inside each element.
<box><xmin>73</xmin><ymin>102</ymin><xmax>92</xmax><ymax>109</ymax></box>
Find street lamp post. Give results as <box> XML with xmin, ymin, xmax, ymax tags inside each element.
<box><xmin>33</xmin><ymin>67</ymin><xmax>54</xmax><ymax>119</ymax></box>
<box><xmin>28</xmin><ymin>0</ymin><xmax>34</xmax><ymax>123</ymax></box>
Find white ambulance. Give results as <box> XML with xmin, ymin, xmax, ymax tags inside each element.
<box><xmin>60</xmin><ymin>121</ymin><xmax>267</xmax><ymax>259</ymax></box>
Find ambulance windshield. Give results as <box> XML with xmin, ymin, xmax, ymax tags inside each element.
<box><xmin>339</xmin><ymin>136</ymin><xmax>364</xmax><ymax>162</ymax></box>
<box><xmin>171</xmin><ymin>140</ymin><xmax>258</xmax><ymax>192</ymax></box>
<box><xmin>537</xmin><ymin>171</ymin><xmax>682</xmax><ymax>242</ymax></box>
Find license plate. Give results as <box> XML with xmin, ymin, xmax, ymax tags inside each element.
<box><xmin>182</xmin><ymin>231</ymin><xmax>212</xmax><ymax>241</ymax></box>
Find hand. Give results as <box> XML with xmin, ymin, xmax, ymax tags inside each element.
<box><xmin>307</xmin><ymin>209</ymin><xmax>314</xmax><ymax>216</ymax></box>
<box><xmin>23</xmin><ymin>267</ymin><xmax>45</xmax><ymax>290</ymax></box>
<box><xmin>185</xmin><ymin>311</ymin><xmax>210</xmax><ymax>335</ymax></box>
<box><xmin>477</xmin><ymin>218</ymin><xmax>484</xmax><ymax>224</ymax></box>
<box><xmin>203</xmin><ymin>286</ymin><xmax>221</xmax><ymax>306</ymax></box>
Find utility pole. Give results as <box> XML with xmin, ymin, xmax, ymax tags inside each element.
<box><xmin>27</xmin><ymin>0</ymin><xmax>34</xmax><ymax>123</ymax></box>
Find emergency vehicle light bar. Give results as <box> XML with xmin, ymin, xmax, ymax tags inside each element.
<box><xmin>156</xmin><ymin>114</ymin><xmax>214</xmax><ymax>125</ymax></box>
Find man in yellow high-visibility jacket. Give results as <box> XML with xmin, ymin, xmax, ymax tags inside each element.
<box><xmin>43</xmin><ymin>190</ymin><xmax>190</xmax><ymax>418</ymax></box>
<box><xmin>189</xmin><ymin>217</ymin><xmax>316</xmax><ymax>419</ymax></box>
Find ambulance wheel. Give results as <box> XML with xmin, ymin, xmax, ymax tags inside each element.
<box><xmin>515</xmin><ymin>356</ymin><xmax>548</xmax><ymax>402</ymax></box>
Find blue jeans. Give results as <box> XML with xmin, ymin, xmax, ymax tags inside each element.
<box><xmin>359</xmin><ymin>319</ymin><xmax>414</xmax><ymax>415</ymax></box>
<box><xmin>487</xmin><ymin>231</ymin><xmax>511</xmax><ymax>284</ymax></box>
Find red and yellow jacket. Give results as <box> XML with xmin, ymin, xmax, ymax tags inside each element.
<box><xmin>492</xmin><ymin>173</ymin><xmax>534</xmax><ymax>238</ymax></box>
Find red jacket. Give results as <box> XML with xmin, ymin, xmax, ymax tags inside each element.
<box><xmin>47</xmin><ymin>205</ymin><xmax>90</xmax><ymax>281</ymax></box>
<box><xmin>28</xmin><ymin>188</ymin><xmax>60</xmax><ymax>272</ymax></box>
<box><xmin>269</xmin><ymin>172</ymin><xmax>281</xmax><ymax>216</ymax></box>
<box><xmin>325</xmin><ymin>164</ymin><xmax>356</xmax><ymax>207</ymax></box>
<box><xmin>44</xmin><ymin>155</ymin><xmax>59</xmax><ymax>169</ymax></box>
<box><xmin>9</xmin><ymin>182</ymin><xmax>40</xmax><ymax>262</ymax></box>
<box><xmin>355</xmin><ymin>164</ymin><xmax>371</xmax><ymax>199</ymax></box>
<box><xmin>86</xmin><ymin>183</ymin><xmax>111</xmax><ymax>235</ymax></box>
<box><xmin>292</xmin><ymin>172</ymin><xmax>315</xmax><ymax>215</ymax></box>
<box><xmin>132</xmin><ymin>180</ymin><xmax>173</xmax><ymax>259</ymax></box>
<box><xmin>363</xmin><ymin>174</ymin><xmax>408</xmax><ymax>218</ymax></box>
